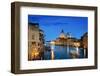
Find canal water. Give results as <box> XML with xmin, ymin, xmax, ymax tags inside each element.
<box><xmin>43</xmin><ymin>45</ymin><xmax>85</xmax><ymax>60</ymax></box>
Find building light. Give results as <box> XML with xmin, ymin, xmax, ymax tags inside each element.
<box><xmin>31</xmin><ymin>48</ymin><xmax>39</xmax><ymax>59</ymax></box>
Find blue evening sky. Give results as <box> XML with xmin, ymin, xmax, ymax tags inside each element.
<box><xmin>28</xmin><ymin>15</ymin><xmax>88</xmax><ymax>41</ymax></box>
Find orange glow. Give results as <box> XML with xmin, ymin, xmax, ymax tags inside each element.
<box><xmin>31</xmin><ymin>48</ymin><xmax>39</xmax><ymax>59</ymax></box>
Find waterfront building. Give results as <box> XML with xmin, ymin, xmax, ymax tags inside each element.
<box><xmin>80</xmin><ymin>32</ymin><xmax>88</xmax><ymax>57</ymax></box>
<box><xmin>50</xmin><ymin>30</ymin><xmax>80</xmax><ymax>47</ymax></box>
<box><xmin>28</xmin><ymin>23</ymin><xmax>44</xmax><ymax>60</ymax></box>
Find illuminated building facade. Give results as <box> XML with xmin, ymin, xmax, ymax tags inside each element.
<box><xmin>28</xmin><ymin>23</ymin><xmax>44</xmax><ymax>60</ymax></box>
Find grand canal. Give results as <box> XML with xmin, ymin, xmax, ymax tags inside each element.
<box><xmin>43</xmin><ymin>45</ymin><xmax>85</xmax><ymax>60</ymax></box>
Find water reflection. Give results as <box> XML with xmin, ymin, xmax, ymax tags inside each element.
<box><xmin>43</xmin><ymin>45</ymin><xmax>85</xmax><ymax>60</ymax></box>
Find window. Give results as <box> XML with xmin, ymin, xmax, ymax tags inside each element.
<box><xmin>32</xmin><ymin>35</ymin><xmax>34</xmax><ymax>40</ymax></box>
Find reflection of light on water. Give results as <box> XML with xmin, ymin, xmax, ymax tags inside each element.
<box><xmin>76</xmin><ymin>47</ymin><xmax>79</xmax><ymax>55</ymax></box>
<box><xmin>43</xmin><ymin>45</ymin><xmax>85</xmax><ymax>59</ymax></box>
<box><xmin>84</xmin><ymin>48</ymin><xmax>86</xmax><ymax>57</ymax></box>
<box><xmin>43</xmin><ymin>41</ymin><xmax>85</xmax><ymax>59</ymax></box>
<box><xmin>67</xmin><ymin>45</ymin><xmax>69</xmax><ymax>54</ymax></box>
<box><xmin>51</xmin><ymin>45</ymin><xmax>54</xmax><ymax>49</ymax></box>
<box><xmin>51</xmin><ymin>50</ymin><xmax>54</xmax><ymax>60</ymax></box>
<box><xmin>69</xmin><ymin>47</ymin><xmax>79</xmax><ymax>58</ymax></box>
<box><xmin>50</xmin><ymin>41</ymin><xmax>55</xmax><ymax>60</ymax></box>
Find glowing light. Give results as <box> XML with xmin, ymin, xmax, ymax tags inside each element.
<box><xmin>50</xmin><ymin>41</ymin><xmax>55</xmax><ymax>45</ymax></box>
<box><xmin>51</xmin><ymin>50</ymin><xmax>54</xmax><ymax>60</ymax></box>
<box><xmin>31</xmin><ymin>48</ymin><xmax>39</xmax><ymax>59</ymax></box>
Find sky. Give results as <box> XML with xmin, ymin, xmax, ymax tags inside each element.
<box><xmin>28</xmin><ymin>15</ymin><xmax>88</xmax><ymax>41</ymax></box>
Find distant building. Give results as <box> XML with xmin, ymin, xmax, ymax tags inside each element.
<box><xmin>28</xmin><ymin>23</ymin><xmax>44</xmax><ymax>60</ymax></box>
<box><xmin>51</xmin><ymin>29</ymin><xmax>80</xmax><ymax>47</ymax></box>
